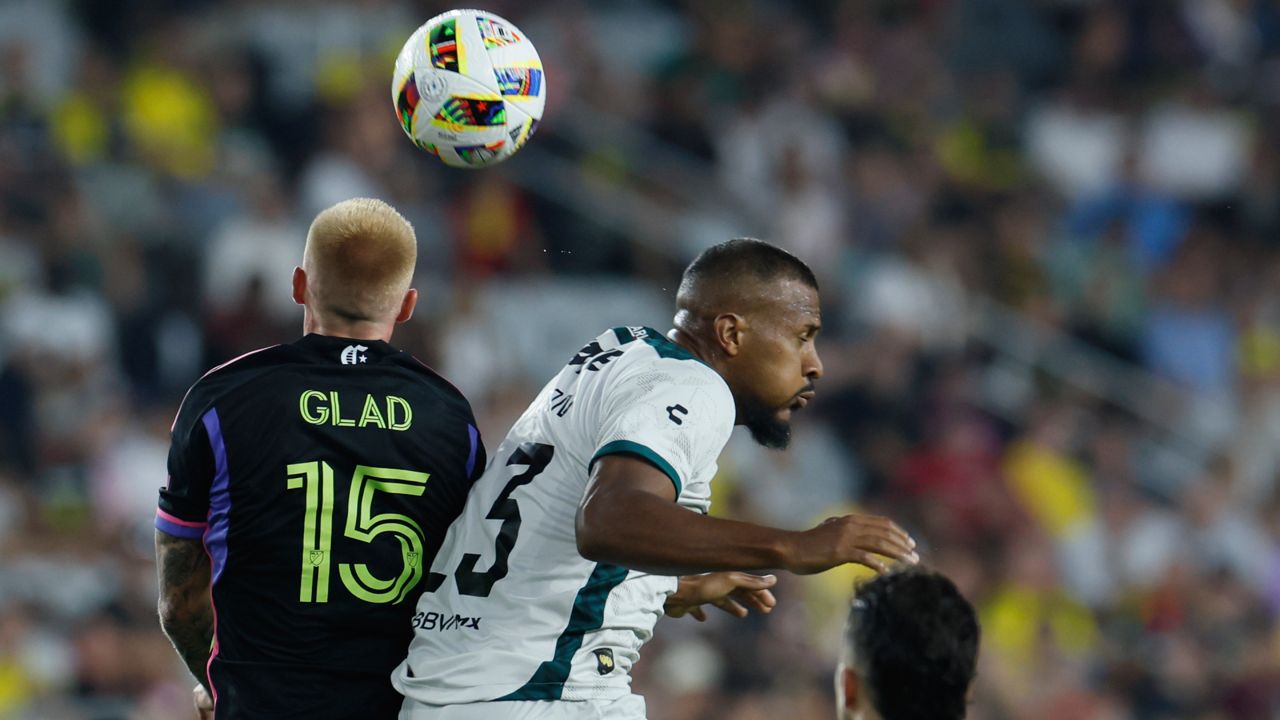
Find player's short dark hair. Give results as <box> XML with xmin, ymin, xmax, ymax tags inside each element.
<box><xmin>678</xmin><ymin>238</ymin><xmax>818</xmax><ymax>298</ymax></box>
<box><xmin>847</xmin><ymin>568</ymin><xmax>980</xmax><ymax>720</ymax></box>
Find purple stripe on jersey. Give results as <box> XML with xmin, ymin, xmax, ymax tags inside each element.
<box><xmin>465</xmin><ymin>424</ymin><xmax>479</xmax><ymax>478</ymax></box>
<box><xmin>199</xmin><ymin>407</ymin><xmax>231</xmax><ymax>706</ymax></box>
<box><xmin>201</xmin><ymin>408</ymin><xmax>232</xmax><ymax>586</ymax></box>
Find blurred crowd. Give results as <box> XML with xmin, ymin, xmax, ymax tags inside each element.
<box><xmin>2</xmin><ymin>0</ymin><xmax>1280</xmax><ymax>718</ymax></box>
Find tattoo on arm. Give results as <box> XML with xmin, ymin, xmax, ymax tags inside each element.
<box><xmin>156</xmin><ymin>531</ymin><xmax>214</xmax><ymax>693</ymax></box>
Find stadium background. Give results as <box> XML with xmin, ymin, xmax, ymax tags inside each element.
<box><xmin>1</xmin><ymin>0</ymin><xmax>1279</xmax><ymax>717</ymax></box>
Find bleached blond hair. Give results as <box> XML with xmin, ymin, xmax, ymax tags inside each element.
<box><xmin>303</xmin><ymin>198</ymin><xmax>417</xmax><ymax>322</ymax></box>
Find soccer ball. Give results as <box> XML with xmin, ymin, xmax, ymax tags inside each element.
<box><xmin>391</xmin><ymin>9</ymin><xmax>545</xmax><ymax>168</ymax></box>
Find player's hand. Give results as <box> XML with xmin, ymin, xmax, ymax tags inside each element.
<box><xmin>664</xmin><ymin>572</ymin><xmax>777</xmax><ymax>621</ymax></box>
<box><xmin>193</xmin><ymin>683</ymin><xmax>213</xmax><ymax>720</ymax></box>
<box><xmin>782</xmin><ymin>514</ymin><xmax>918</xmax><ymax>575</ymax></box>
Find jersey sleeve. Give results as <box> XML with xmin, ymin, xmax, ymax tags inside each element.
<box><xmin>156</xmin><ymin>393</ymin><xmax>216</xmax><ymax>539</ymax></box>
<box><xmin>589</xmin><ymin>359</ymin><xmax>734</xmax><ymax>496</ymax></box>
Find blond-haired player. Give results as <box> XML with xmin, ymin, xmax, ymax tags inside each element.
<box><xmin>297</xmin><ymin>197</ymin><xmax>418</xmax><ymax>331</ymax></box>
<box><xmin>156</xmin><ymin>198</ymin><xmax>488</xmax><ymax>720</ymax></box>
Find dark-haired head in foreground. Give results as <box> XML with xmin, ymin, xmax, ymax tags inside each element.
<box><xmin>837</xmin><ymin>567</ymin><xmax>980</xmax><ymax>720</ymax></box>
<box><xmin>671</xmin><ymin>238</ymin><xmax>822</xmax><ymax>449</ymax></box>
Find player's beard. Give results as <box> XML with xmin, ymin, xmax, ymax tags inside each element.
<box><xmin>741</xmin><ymin>394</ymin><xmax>792</xmax><ymax>449</ymax></box>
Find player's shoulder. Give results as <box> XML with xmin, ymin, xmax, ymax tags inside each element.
<box><xmin>385</xmin><ymin>352</ymin><xmax>474</xmax><ymax>411</ymax></box>
<box><xmin>604</xmin><ymin>326</ymin><xmax>731</xmax><ymax>395</ymax></box>
<box><xmin>171</xmin><ymin>344</ymin><xmax>294</xmax><ymax>430</ymax></box>
<box><xmin>187</xmin><ymin>344</ymin><xmax>294</xmax><ymax>397</ymax></box>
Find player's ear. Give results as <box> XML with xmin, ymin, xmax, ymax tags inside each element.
<box><xmin>842</xmin><ymin>666</ymin><xmax>860</xmax><ymax>716</ymax></box>
<box><xmin>713</xmin><ymin>313</ymin><xmax>745</xmax><ymax>358</ymax></box>
<box><xmin>292</xmin><ymin>266</ymin><xmax>307</xmax><ymax>306</ymax></box>
<box><xmin>395</xmin><ymin>288</ymin><xmax>418</xmax><ymax>324</ymax></box>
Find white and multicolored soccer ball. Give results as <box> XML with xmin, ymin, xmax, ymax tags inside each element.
<box><xmin>391</xmin><ymin>9</ymin><xmax>545</xmax><ymax>168</ymax></box>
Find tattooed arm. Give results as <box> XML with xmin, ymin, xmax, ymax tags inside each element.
<box><xmin>156</xmin><ymin>530</ymin><xmax>214</xmax><ymax>693</ymax></box>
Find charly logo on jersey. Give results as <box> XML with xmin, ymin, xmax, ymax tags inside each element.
<box><xmin>594</xmin><ymin>648</ymin><xmax>615</xmax><ymax>675</ymax></box>
<box><xmin>666</xmin><ymin>404</ymin><xmax>688</xmax><ymax>425</ymax></box>
<box><xmin>340</xmin><ymin>344</ymin><xmax>368</xmax><ymax>365</ymax></box>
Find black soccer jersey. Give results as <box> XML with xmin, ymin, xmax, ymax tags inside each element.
<box><xmin>156</xmin><ymin>334</ymin><xmax>486</xmax><ymax>719</ymax></box>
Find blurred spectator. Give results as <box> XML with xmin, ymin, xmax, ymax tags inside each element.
<box><xmin>1142</xmin><ymin>232</ymin><xmax>1237</xmax><ymax>394</ymax></box>
<box><xmin>201</xmin><ymin>172</ymin><xmax>302</xmax><ymax>325</ymax></box>
<box><xmin>1180</xmin><ymin>459</ymin><xmax>1271</xmax><ymax>593</ymax></box>
<box><xmin>1026</xmin><ymin>82</ymin><xmax>1128</xmax><ymax>201</ymax></box>
<box><xmin>1063</xmin><ymin>142</ymin><xmax>1191</xmax><ymax>277</ymax></box>
<box><xmin>1137</xmin><ymin>82</ymin><xmax>1252</xmax><ymax>200</ymax></box>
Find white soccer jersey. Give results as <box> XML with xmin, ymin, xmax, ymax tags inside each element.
<box><xmin>393</xmin><ymin>326</ymin><xmax>735</xmax><ymax>705</ymax></box>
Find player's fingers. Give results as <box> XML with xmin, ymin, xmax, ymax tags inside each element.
<box><xmin>876</xmin><ymin>542</ymin><xmax>919</xmax><ymax>564</ymax></box>
<box><xmin>871</xmin><ymin>518</ymin><xmax>917</xmax><ymax>551</ymax></box>
<box><xmin>690</xmin><ymin>606</ymin><xmax>707</xmax><ymax>622</ymax></box>
<box><xmin>855</xmin><ymin>531</ymin><xmax>918</xmax><ymax>564</ymax></box>
<box><xmin>852</xmin><ymin>515</ymin><xmax>916</xmax><ymax>549</ymax></box>
<box><xmin>726</xmin><ymin>572</ymin><xmax>777</xmax><ymax>590</ymax></box>
<box><xmin>869</xmin><ymin>543</ymin><xmax>919</xmax><ymax>565</ymax></box>
<box><xmin>851</xmin><ymin>551</ymin><xmax>889</xmax><ymax>574</ymax></box>
<box><xmin>713</xmin><ymin>597</ymin><xmax>749</xmax><ymax>618</ymax></box>
<box><xmin>740</xmin><ymin>588</ymin><xmax>775</xmax><ymax>613</ymax></box>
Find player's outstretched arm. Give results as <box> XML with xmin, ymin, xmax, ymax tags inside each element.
<box><xmin>155</xmin><ymin>531</ymin><xmax>214</xmax><ymax>694</ymax></box>
<box><xmin>576</xmin><ymin>455</ymin><xmax>918</xmax><ymax>576</ymax></box>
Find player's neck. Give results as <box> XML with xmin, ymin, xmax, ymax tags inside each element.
<box><xmin>668</xmin><ymin>326</ymin><xmax>759</xmax><ymax>427</ymax></box>
<box><xmin>666</xmin><ymin>328</ymin><xmax>719</xmax><ymax>368</ymax></box>
<box><xmin>303</xmin><ymin>314</ymin><xmax>395</xmax><ymax>343</ymax></box>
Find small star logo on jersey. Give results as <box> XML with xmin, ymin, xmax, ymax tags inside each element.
<box><xmin>340</xmin><ymin>344</ymin><xmax>369</xmax><ymax>365</ymax></box>
<box><xmin>594</xmin><ymin>648</ymin><xmax>615</xmax><ymax>675</ymax></box>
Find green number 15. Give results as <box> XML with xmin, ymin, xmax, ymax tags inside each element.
<box><xmin>286</xmin><ymin>461</ymin><xmax>430</xmax><ymax>605</ymax></box>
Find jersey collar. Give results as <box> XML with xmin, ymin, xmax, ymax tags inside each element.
<box><xmin>294</xmin><ymin>333</ymin><xmax>399</xmax><ymax>365</ymax></box>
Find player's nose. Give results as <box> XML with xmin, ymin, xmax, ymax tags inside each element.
<box><xmin>805</xmin><ymin>345</ymin><xmax>824</xmax><ymax>381</ymax></box>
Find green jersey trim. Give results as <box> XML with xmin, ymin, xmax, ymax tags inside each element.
<box><xmin>641</xmin><ymin>327</ymin><xmax>704</xmax><ymax>364</ymax></box>
<box><xmin>590</xmin><ymin>440</ymin><xmax>682</xmax><ymax>496</ymax></box>
<box><xmin>607</xmin><ymin>326</ymin><xmax>707</xmax><ymax>366</ymax></box>
<box><xmin>496</xmin><ymin>562</ymin><xmax>629</xmax><ymax>700</ymax></box>
<box><xmin>611</xmin><ymin>326</ymin><xmax>639</xmax><ymax>345</ymax></box>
